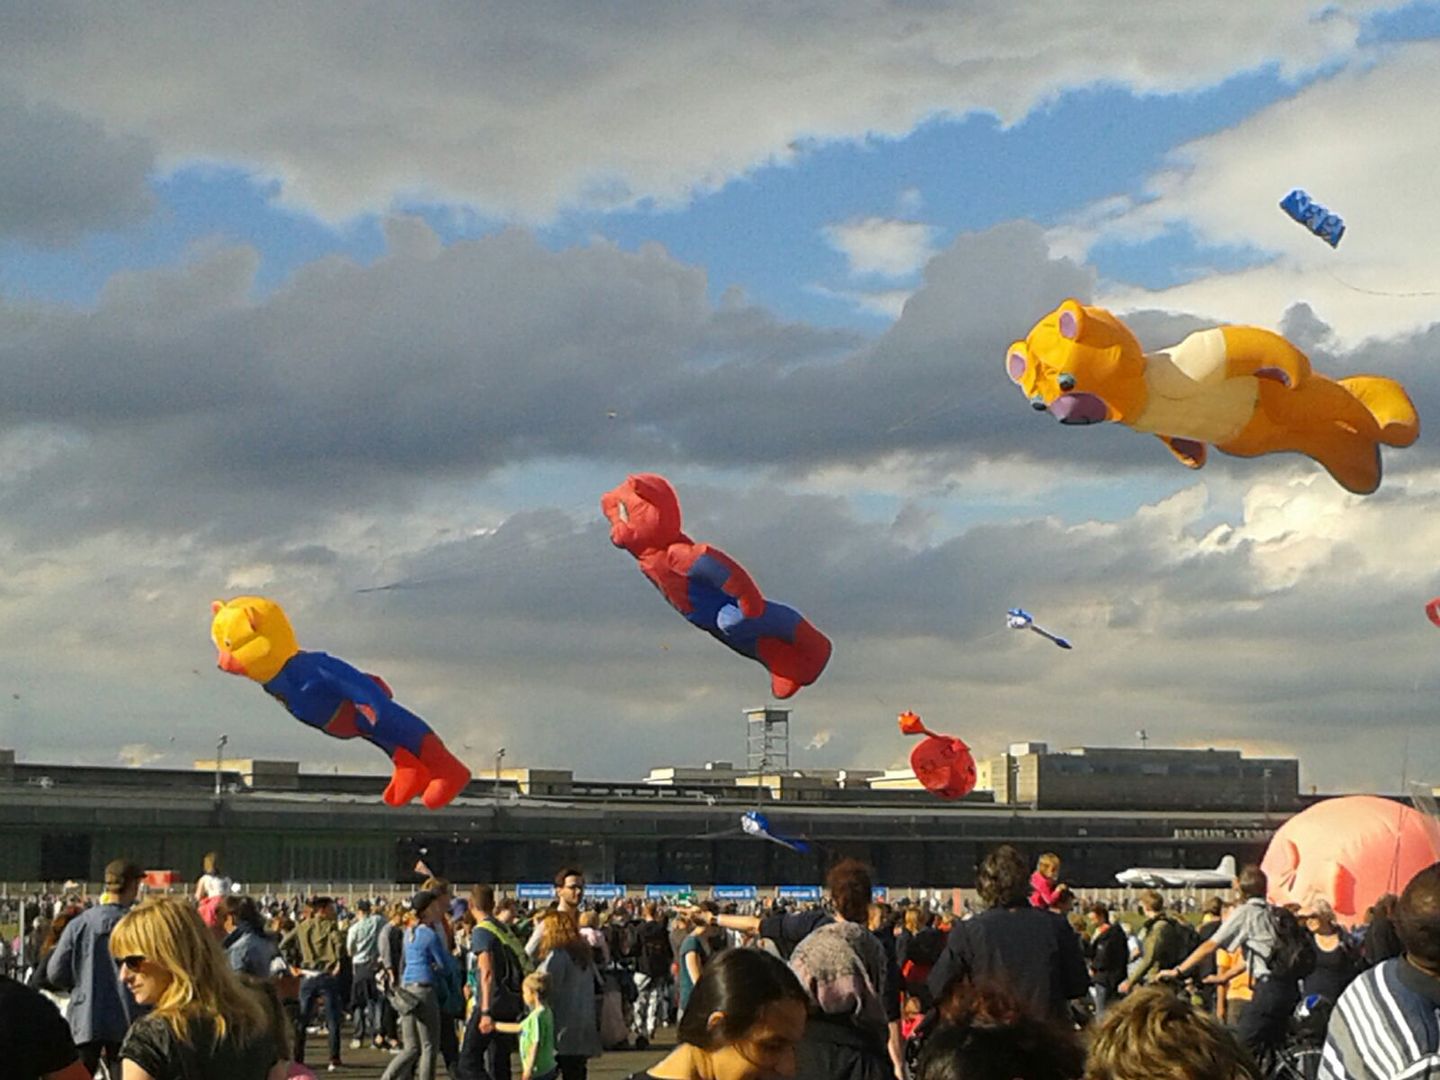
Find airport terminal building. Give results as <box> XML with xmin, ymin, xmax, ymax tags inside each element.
<box><xmin>0</xmin><ymin>740</ymin><xmax>1300</xmax><ymax>890</ymax></box>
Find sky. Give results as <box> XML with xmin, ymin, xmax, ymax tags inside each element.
<box><xmin>3</xmin><ymin>1</ymin><xmax>1440</xmax><ymax>794</ymax></box>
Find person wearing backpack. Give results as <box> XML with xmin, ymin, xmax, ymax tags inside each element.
<box><xmin>1120</xmin><ymin>891</ymin><xmax>1191</xmax><ymax>994</ymax></box>
<box><xmin>1160</xmin><ymin>864</ymin><xmax>1309</xmax><ymax>1065</ymax></box>
<box><xmin>459</xmin><ymin>885</ymin><xmax>532</xmax><ymax>1080</ymax></box>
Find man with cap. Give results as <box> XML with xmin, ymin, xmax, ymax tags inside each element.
<box><xmin>283</xmin><ymin>895</ymin><xmax>347</xmax><ymax>1070</ymax></box>
<box><xmin>45</xmin><ymin>858</ymin><xmax>144</xmax><ymax>1075</ymax></box>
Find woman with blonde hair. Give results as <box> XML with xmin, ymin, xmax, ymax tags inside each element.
<box><xmin>109</xmin><ymin>896</ymin><xmax>283</xmax><ymax>1080</ymax></box>
<box><xmin>537</xmin><ymin>910</ymin><xmax>601</xmax><ymax>1080</ymax></box>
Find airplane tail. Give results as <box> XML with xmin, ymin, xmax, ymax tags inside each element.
<box><xmin>1216</xmin><ymin>855</ymin><xmax>1237</xmax><ymax>878</ymax></box>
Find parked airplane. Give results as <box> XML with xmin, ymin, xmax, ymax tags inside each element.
<box><xmin>1115</xmin><ymin>855</ymin><xmax>1237</xmax><ymax>888</ymax></box>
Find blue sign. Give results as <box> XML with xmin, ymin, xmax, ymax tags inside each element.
<box><xmin>516</xmin><ymin>883</ymin><xmax>555</xmax><ymax>901</ymax></box>
<box><xmin>645</xmin><ymin>883</ymin><xmax>692</xmax><ymax>898</ymax></box>
<box><xmin>776</xmin><ymin>885</ymin><xmax>821</xmax><ymax>901</ymax></box>
<box><xmin>711</xmin><ymin>885</ymin><xmax>759</xmax><ymax>901</ymax></box>
<box><xmin>586</xmin><ymin>884</ymin><xmax>626</xmax><ymax>899</ymax></box>
<box><xmin>872</xmin><ymin>887</ymin><xmax>889</xmax><ymax>902</ymax></box>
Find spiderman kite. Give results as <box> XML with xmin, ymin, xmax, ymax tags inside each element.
<box><xmin>601</xmin><ymin>473</ymin><xmax>832</xmax><ymax>698</ymax></box>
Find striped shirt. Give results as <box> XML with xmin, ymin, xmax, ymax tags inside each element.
<box><xmin>1321</xmin><ymin>957</ymin><xmax>1440</xmax><ymax>1080</ymax></box>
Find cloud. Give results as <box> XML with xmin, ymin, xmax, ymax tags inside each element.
<box><xmin>1065</xmin><ymin>40</ymin><xmax>1440</xmax><ymax>344</ymax></box>
<box><xmin>0</xmin><ymin>81</ymin><xmax>154</xmax><ymax>244</ymax></box>
<box><xmin>806</xmin><ymin>730</ymin><xmax>834</xmax><ymax>751</ymax></box>
<box><xmin>118</xmin><ymin>743</ymin><xmax>165</xmax><ymax>768</ymax></box>
<box><xmin>0</xmin><ymin>3</ymin><xmax>1396</xmax><ymax>222</ymax></box>
<box><xmin>823</xmin><ymin>218</ymin><xmax>939</xmax><ymax>280</ymax></box>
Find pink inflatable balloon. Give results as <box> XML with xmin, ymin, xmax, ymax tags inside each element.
<box><xmin>1261</xmin><ymin>795</ymin><xmax>1440</xmax><ymax>927</ymax></box>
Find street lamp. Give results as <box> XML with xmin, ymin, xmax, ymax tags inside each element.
<box><xmin>494</xmin><ymin>747</ymin><xmax>506</xmax><ymax>792</ymax></box>
<box><xmin>215</xmin><ymin>734</ymin><xmax>229</xmax><ymax>797</ymax></box>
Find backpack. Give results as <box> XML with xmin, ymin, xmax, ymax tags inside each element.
<box><xmin>1267</xmin><ymin>906</ymin><xmax>1317</xmax><ymax>982</ymax></box>
<box><xmin>474</xmin><ymin>917</ymin><xmax>528</xmax><ymax>1020</ymax></box>
<box><xmin>1165</xmin><ymin>916</ymin><xmax>1203</xmax><ymax>968</ymax></box>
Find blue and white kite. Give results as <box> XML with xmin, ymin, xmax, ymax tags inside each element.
<box><xmin>740</xmin><ymin>811</ymin><xmax>811</xmax><ymax>854</ymax></box>
<box><xmin>1280</xmin><ymin>189</ymin><xmax>1345</xmax><ymax>248</ymax></box>
<box><xmin>1006</xmin><ymin>608</ymin><xmax>1072</xmax><ymax>650</ymax></box>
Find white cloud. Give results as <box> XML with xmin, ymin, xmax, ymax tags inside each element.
<box><xmin>824</xmin><ymin>217</ymin><xmax>940</xmax><ymax>280</ymax></box>
<box><xmin>1065</xmin><ymin>41</ymin><xmax>1440</xmax><ymax>344</ymax></box>
<box><xmin>0</xmin><ymin>2</ymin><xmax>1399</xmax><ymax>222</ymax></box>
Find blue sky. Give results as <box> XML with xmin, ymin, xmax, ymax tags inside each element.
<box><xmin>3</xmin><ymin>2</ymin><xmax>1440</xmax><ymax>792</ymax></box>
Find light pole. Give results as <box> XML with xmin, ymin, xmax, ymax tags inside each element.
<box><xmin>215</xmin><ymin>734</ymin><xmax>228</xmax><ymax>797</ymax></box>
<box><xmin>494</xmin><ymin>747</ymin><xmax>506</xmax><ymax>792</ymax></box>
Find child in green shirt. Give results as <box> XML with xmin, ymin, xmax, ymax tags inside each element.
<box><xmin>495</xmin><ymin>970</ymin><xmax>557</xmax><ymax>1080</ymax></box>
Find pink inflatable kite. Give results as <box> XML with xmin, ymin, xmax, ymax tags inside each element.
<box><xmin>1261</xmin><ymin>794</ymin><xmax>1440</xmax><ymax>927</ymax></box>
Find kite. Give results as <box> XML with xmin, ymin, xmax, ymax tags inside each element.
<box><xmin>1006</xmin><ymin>608</ymin><xmax>1072</xmax><ymax>649</ymax></box>
<box><xmin>740</xmin><ymin>811</ymin><xmax>811</xmax><ymax>854</ymax></box>
<box><xmin>210</xmin><ymin>596</ymin><xmax>472</xmax><ymax>809</ymax></box>
<box><xmin>1006</xmin><ymin>299</ymin><xmax>1420</xmax><ymax>495</ymax></box>
<box><xmin>1280</xmin><ymin>189</ymin><xmax>1345</xmax><ymax>248</ymax></box>
<box><xmin>601</xmin><ymin>473</ymin><xmax>832</xmax><ymax>698</ymax></box>
<box><xmin>898</xmin><ymin>711</ymin><xmax>976</xmax><ymax>800</ymax></box>
<box><xmin>1261</xmin><ymin>794</ymin><xmax>1440</xmax><ymax>928</ymax></box>
<box><xmin>1426</xmin><ymin>598</ymin><xmax>1440</xmax><ymax>628</ymax></box>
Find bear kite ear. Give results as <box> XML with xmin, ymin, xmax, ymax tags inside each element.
<box><xmin>1058</xmin><ymin>300</ymin><xmax>1085</xmax><ymax>341</ymax></box>
<box><xmin>1005</xmin><ymin>344</ymin><xmax>1029</xmax><ymax>384</ymax></box>
<box><xmin>211</xmin><ymin>600</ymin><xmax>225</xmax><ymax>614</ymax></box>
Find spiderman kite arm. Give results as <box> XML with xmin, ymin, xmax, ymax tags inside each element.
<box><xmin>680</xmin><ymin>543</ymin><xmax>766</xmax><ymax>619</ymax></box>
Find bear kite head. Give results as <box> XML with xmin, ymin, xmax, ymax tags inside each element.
<box><xmin>211</xmin><ymin>595</ymin><xmax>300</xmax><ymax>685</ymax></box>
<box><xmin>600</xmin><ymin>473</ymin><xmax>686</xmax><ymax>554</ymax></box>
<box><xmin>1006</xmin><ymin>299</ymin><xmax>1149</xmax><ymax>425</ymax></box>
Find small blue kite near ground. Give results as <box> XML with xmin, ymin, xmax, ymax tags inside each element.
<box><xmin>1280</xmin><ymin>189</ymin><xmax>1345</xmax><ymax>248</ymax></box>
<box><xmin>741</xmin><ymin>811</ymin><xmax>811</xmax><ymax>853</ymax></box>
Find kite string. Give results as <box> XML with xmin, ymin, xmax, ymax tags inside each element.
<box><xmin>1326</xmin><ymin>270</ymin><xmax>1440</xmax><ymax>299</ymax></box>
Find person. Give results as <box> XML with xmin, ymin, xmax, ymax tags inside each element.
<box><xmin>536</xmin><ymin>910</ymin><xmax>602</xmax><ymax>1080</ymax></box>
<box><xmin>459</xmin><ymin>884</ymin><xmax>530</xmax><ymax>1080</ymax></box>
<box><xmin>110</xmin><ymin>896</ymin><xmax>284</xmax><ymax>1080</ymax></box>
<box><xmin>625</xmin><ymin>946</ymin><xmax>808</xmax><ymax>1080</ymax></box>
<box><xmin>282</xmin><ymin>895</ymin><xmax>346</xmax><ymax>1070</ymax></box>
<box><xmin>527</xmin><ymin>869</ymin><xmax>586</xmax><ymax>960</ymax></box>
<box><xmin>1321</xmin><ymin>862</ymin><xmax>1440</xmax><ymax>1079</ymax></box>
<box><xmin>1029</xmin><ymin>853</ymin><xmax>1064</xmax><ymax>910</ymax></box>
<box><xmin>787</xmin><ymin>859</ymin><xmax>899</xmax><ymax>1080</ymax></box>
<box><xmin>0</xmin><ymin>973</ymin><xmax>92</xmax><ymax>1080</ymax></box>
<box><xmin>928</xmin><ymin>845</ymin><xmax>1089</xmax><ymax>1024</ymax></box>
<box><xmin>1301</xmin><ymin>899</ymin><xmax>1360</xmax><ymax>1005</ymax></box>
<box><xmin>377</xmin><ymin>903</ymin><xmax>407</xmax><ymax>1052</ymax></box>
<box><xmin>382</xmin><ymin>889</ymin><xmax>456</xmax><ymax>1080</ymax></box>
<box><xmin>630</xmin><ymin>902</ymin><xmax>674</xmax><ymax>1051</ymax></box>
<box><xmin>677</xmin><ymin>905</ymin><xmax>727</xmax><ymax>1019</ymax></box>
<box><xmin>493</xmin><ymin>971</ymin><xmax>559</xmax><ymax>1080</ymax></box>
<box><xmin>346</xmin><ymin>898</ymin><xmax>387</xmax><ymax>1051</ymax></box>
<box><xmin>45</xmin><ymin>858</ymin><xmax>144</xmax><ymax>1076</ymax></box>
<box><xmin>1085</xmin><ymin>986</ymin><xmax>1259</xmax><ymax>1080</ymax></box>
<box><xmin>420</xmin><ymin>875</ymin><xmax>463</xmax><ymax>1074</ymax></box>
<box><xmin>915</xmin><ymin>983</ymin><xmax>1085</xmax><ymax>1080</ymax></box>
<box><xmin>1363</xmin><ymin>893</ymin><xmax>1404</xmax><ymax>967</ymax></box>
<box><xmin>1118</xmin><ymin>890</ymin><xmax>1187</xmax><ymax>993</ymax></box>
<box><xmin>221</xmin><ymin>895</ymin><xmax>281</xmax><ymax>980</ymax></box>
<box><xmin>1160</xmin><ymin>864</ymin><xmax>1301</xmax><ymax>1065</ymax></box>
<box><xmin>1084</xmin><ymin>902</ymin><xmax>1127</xmax><ymax>1017</ymax></box>
<box><xmin>195</xmin><ymin>851</ymin><xmax>234</xmax><ymax>903</ymax></box>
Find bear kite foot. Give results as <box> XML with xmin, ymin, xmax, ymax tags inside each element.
<box><xmin>418</xmin><ymin>734</ymin><xmax>472</xmax><ymax>810</ymax></box>
<box><xmin>383</xmin><ymin>747</ymin><xmax>431</xmax><ymax>807</ymax></box>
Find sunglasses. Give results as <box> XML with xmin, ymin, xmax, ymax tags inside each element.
<box><xmin>118</xmin><ymin>954</ymin><xmax>146</xmax><ymax>972</ymax></box>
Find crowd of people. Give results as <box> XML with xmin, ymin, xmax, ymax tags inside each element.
<box><xmin>3</xmin><ymin>844</ymin><xmax>1439</xmax><ymax>1079</ymax></box>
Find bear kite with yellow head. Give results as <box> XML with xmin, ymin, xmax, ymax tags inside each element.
<box><xmin>1006</xmin><ymin>299</ymin><xmax>1418</xmax><ymax>494</ymax></box>
<box><xmin>211</xmin><ymin>596</ymin><xmax>472</xmax><ymax>809</ymax></box>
